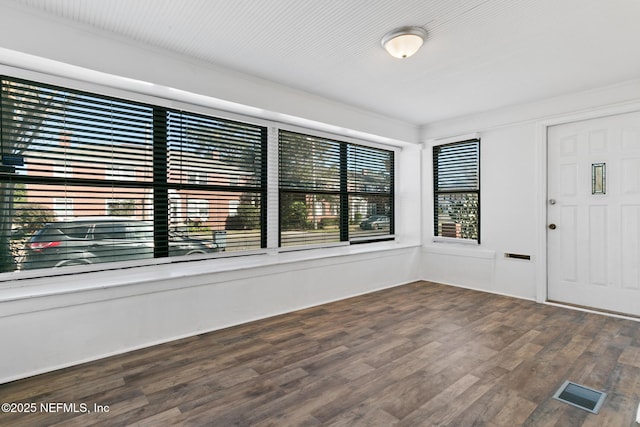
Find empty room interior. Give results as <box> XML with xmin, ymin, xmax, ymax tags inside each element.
<box><xmin>1</xmin><ymin>0</ymin><xmax>640</xmax><ymax>425</ymax></box>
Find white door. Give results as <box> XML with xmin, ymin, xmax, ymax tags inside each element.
<box><xmin>547</xmin><ymin>110</ymin><xmax>640</xmax><ymax>317</ymax></box>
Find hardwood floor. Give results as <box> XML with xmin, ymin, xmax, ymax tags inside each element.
<box><xmin>1</xmin><ymin>281</ymin><xmax>639</xmax><ymax>426</ymax></box>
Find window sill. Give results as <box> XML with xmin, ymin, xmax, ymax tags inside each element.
<box><xmin>0</xmin><ymin>241</ymin><xmax>419</xmax><ymax>314</ymax></box>
<box><xmin>432</xmin><ymin>236</ymin><xmax>479</xmax><ymax>245</ymax></box>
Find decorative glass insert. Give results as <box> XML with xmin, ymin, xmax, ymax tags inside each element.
<box><xmin>592</xmin><ymin>163</ymin><xmax>606</xmax><ymax>195</ymax></box>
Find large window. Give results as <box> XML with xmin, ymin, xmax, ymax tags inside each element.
<box><xmin>0</xmin><ymin>76</ymin><xmax>266</xmax><ymax>273</ymax></box>
<box><xmin>279</xmin><ymin>130</ymin><xmax>393</xmax><ymax>247</ymax></box>
<box><xmin>433</xmin><ymin>139</ymin><xmax>480</xmax><ymax>242</ymax></box>
<box><xmin>0</xmin><ymin>75</ymin><xmax>394</xmax><ymax>277</ymax></box>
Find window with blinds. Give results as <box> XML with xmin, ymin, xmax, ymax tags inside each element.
<box><xmin>348</xmin><ymin>144</ymin><xmax>394</xmax><ymax>241</ymax></box>
<box><xmin>0</xmin><ymin>76</ymin><xmax>266</xmax><ymax>274</ymax></box>
<box><xmin>279</xmin><ymin>130</ymin><xmax>393</xmax><ymax>247</ymax></box>
<box><xmin>433</xmin><ymin>139</ymin><xmax>480</xmax><ymax>242</ymax></box>
<box><xmin>166</xmin><ymin>110</ymin><xmax>266</xmax><ymax>252</ymax></box>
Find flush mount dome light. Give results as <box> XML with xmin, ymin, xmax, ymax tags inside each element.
<box><xmin>381</xmin><ymin>26</ymin><xmax>428</xmax><ymax>59</ymax></box>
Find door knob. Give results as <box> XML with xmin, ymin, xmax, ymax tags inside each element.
<box><xmin>548</xmin><ymin>224</ymin><xmax>557</xmax><ymax>230</ymax></box>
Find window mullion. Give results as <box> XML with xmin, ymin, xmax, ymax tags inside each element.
<box><xmin>265</xmin><ymin>126</ymin><xmax>278</xmax><ymax>249</ymax></box>
<box><xmin>153</xmin><ymin>107</ymin><xmax>169</xmax><ymax>258</ymax></box>
<box><xmin>340</xmin><ymin>142</ymin><xmax>348</xmax><ymax>242</ymax></box>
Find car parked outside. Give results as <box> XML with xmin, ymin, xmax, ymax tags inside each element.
<box><xmin>359</xmin><ymin>215</ymin><xmax>390</xmax><ymax>230</ymax></box>
<box><xmin>20</xmin><ymin>217</ymin><xmax>224</xmax><ymax>270</ymax></box>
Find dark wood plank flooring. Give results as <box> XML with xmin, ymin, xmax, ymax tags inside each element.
<box><xmin>1</xmin><ymin>281</ymin><xmax>639</xmax><ymax>426</ymax></box>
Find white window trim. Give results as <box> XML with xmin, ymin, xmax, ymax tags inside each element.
<box><xmin>425</xmin><ymin>133</ymin><xmax>480</xmax><ymax>149</ymax></box>
<box><xmin>432</xmin><ymin>236</ymin><xmax>479</xmax><ymax>245</ymax></box>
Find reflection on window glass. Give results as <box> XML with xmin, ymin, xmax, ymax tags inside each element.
<box><xmin>349</xmin><ymin>194</ymin><xmax>392</xmax><ymax>240</ymax></box>
<box><xmin>280</xmin><ymin>193</ymin><xmax>341</xmax><ymax>247</ymax></box>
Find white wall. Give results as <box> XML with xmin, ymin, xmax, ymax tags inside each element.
<box><xmin>421</xmin><ymin>125</ymin><xmax>537</xmax><ymax>299</ymax></box>
<box><xmin>420</xmin><ymin>79</ymin><xmax>640</xmax><ymax>301</ymax></box>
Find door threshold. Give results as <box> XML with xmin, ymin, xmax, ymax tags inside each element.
<box><xmin>546</xmin><ymin>300</ymin><xmax>640</xmax><ymax>322</ymax></box>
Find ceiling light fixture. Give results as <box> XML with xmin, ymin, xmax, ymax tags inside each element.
<box><xmin>381</xmin><ymin>26</ymin><xmax>428</xmax><ymax>59</ymax></box>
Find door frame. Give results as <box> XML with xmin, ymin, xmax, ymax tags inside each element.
<box><xmin>535</xmin><ymin>101</ymin><xmax>640</xmax><ymax>305</ymax></box>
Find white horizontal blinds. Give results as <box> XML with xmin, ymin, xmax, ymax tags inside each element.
<box><xmin>347</xmin><ymin>144</ymin><xmax>393</xmax><ymax>239</ymax></box>
<box><xmin>166</xmin><ymin>111</ymin><xmax>264</xmax><ymax>187</ymax></box>
<box><xmin>0</xmin><ymin>77</ymin><xmax>154</xmax><ymax>271</ymax></box>
<box><xmin>0</xmin><ymin>76</ymin><xmax>267</xmax><ymax>274</ymax></box>
<box><xmin>433</xmin><ymin>139</ymin><xmax>480</xmax><ymax>241</ymax></box>
<box><xmin>279</xmin><ymin>130</ymin><xmax>341</xmax><ymax>247</ymax></box>
<box><xmin>434</xmin><ymin>142</ymin><xmax>479</xmax><ymax>190</ymax></box>
<box><xmin>1</xmin><ymin>79</ymin><xmax>153</xmax><ymax>181</ymax></box>
<box><xmin>166</xmin><ymin>110</ymin><xmax>266</xmax><ymax>252</ymax></box>
<box><xmin>279</xmin><ymin>130</ymin><xmax>341</xmax><ymax>191</ymax></box>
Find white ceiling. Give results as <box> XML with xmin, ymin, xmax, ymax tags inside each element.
<box><xmin>8</xmin><ymin>0</ymin><xmax>640</xmax><ymax>125</ymax></box>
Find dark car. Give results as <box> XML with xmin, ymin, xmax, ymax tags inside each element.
<box><xmin>20</xmin><ymin>217</ymin><xmax>224</xmax><ymax>270</ymax></box>
<box><xmin>359</xmin><ymin>215</ymin><xmax>390</xmax><ymax>230</ymax></box>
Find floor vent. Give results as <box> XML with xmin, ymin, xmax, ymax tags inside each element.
<box><xmin>553</xmin><ymin>381</ymin><xmax>606</xmax><ymax>414</ymax></box>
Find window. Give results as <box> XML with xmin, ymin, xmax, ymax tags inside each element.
<box><xmin>279</xmin><ymin>131</ymin><xmax>341</xmax><ymax>247</ymax></box>
<box><xmin>0</xmin><ymin>76</ymin><xmax>266</xmax><ymax>274</ymax></box>
<box><xmin>433</xmin><ymin>139</ymin><xmax>480</xmax><ymax>242</ymax></box>
<box><xmin>186</xmin><ymin>199</ymin><xmax>209</xmax><ymax>221</ymax></box>
<box><xmin>186</xmin><ymin>171</ymin><xmax>207</xmax><ymax>185</ymax></box>
<box><xmin>0</xmin><ymin>74</ymin><xmax>392</xmax><ymax>276</ymax></box>
<box><xmin>347</xmin><ymin>144</ymin><xmax>394</xmax><ymax>241</ymax></box>
<box><xmin>167</xmin><ymin>110</ymin><xmax>266</xmax><ymax>252</ymax></box>
<box><xmin>279</xmin><ymin>130</ymin><xmax>394</xmax><ymax>247</ymax></box>
<box><xmin>228</xmin><ymin>200</ymin><xmax>239</xmax><ymax>216</ymax></box>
